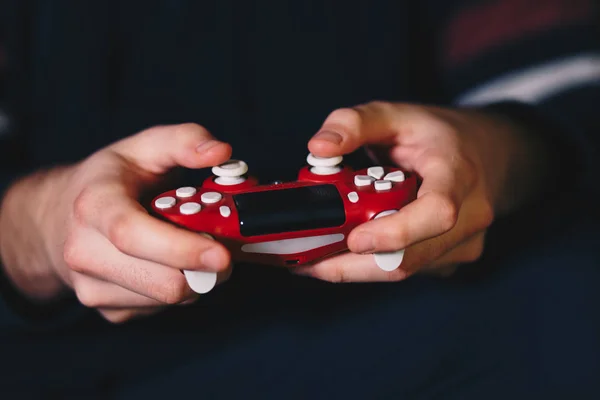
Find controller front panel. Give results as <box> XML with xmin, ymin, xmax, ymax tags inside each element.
<box><xmin>151</xmin><ymin>156</ymin><xmax>417</xmax><ymax>267</ymax></box>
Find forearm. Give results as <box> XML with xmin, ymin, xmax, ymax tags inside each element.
<box><xmin>0</xmin><ymin>167</ymin><xmax>71</xmax><ymax>303</ymax></box>
<box><xmin>464</xmin><ymin>105</ymin><xmax>557</xmax><ymax>217</ymax></box>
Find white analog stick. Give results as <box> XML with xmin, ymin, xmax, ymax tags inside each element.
<box><xmin>212</xmin><ymin>160</ymin><xmax>248</xmax><ymax>177</ymax></box>
<box><xmin>307</xmin><ymin>153</ymin><xmax>343</xmax><ymax>175</ymax></box>
<box><xmin>306</xmin><ymin>153</ymin><xmax>343</xmax><ymax>167</ymax></box>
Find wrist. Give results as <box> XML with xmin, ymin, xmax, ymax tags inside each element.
<box><xmin>461</xmin><ymin>106</ymin><xmax>553</xmax><ymax>216</ymax></box>
<box><xmin>0</xmin><ymin>167</ymin><xmax>72</xmax><ymax>303</ymax></box>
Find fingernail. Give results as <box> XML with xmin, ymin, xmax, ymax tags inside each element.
<box><xmin>352</xmin><ymin>232</ymin><xmax>375</xmax><ymax>254</ymax></box>
<box><xmin>196</xmin><ymin>140</ymin><xmax>220</xmax><ymax>153</ymax></box>
<box><xmin>200</xmin><ymin>248</ymin><xmax>225</xmax><ymax>270</ymax></box>
<box><xmin>312</xmin><ymin>131</ymin><xmax>343</xmax><ymax>145</ymax></box>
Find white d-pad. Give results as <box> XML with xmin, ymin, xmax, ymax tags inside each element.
<box><xmin>372</xmin><ymin>210</ymin><xmax>404</xmax><ymax>271</ymax></box>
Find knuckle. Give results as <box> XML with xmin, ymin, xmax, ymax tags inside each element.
<box><xmin>362</xmin><ymin>100</ymin><xmax>396</xmax><ymax>117</ymax></box>
<box><xmin>387</xmin><ymin>268</ymin><xmax>410</xmax><ymax>282</ymax></box>
<box><xmin>432</xmin><ymin>194</ymin><xmax>459</xmax><ymax>232</ymax></box>
<box><xmin>101</xmin><ymin>310</ymin><xmax>133</xmax><ymax>324</ymax></box>
<box><xmin>388</xmin><ymin>225</ymin><xmax>409</xmax><ymax>249</ymax></box>
<box><xmin>461</xmin><ymin>158</ymin><xmax>478</xmax><ymax>188</ymax></box>
<box><xmin>169</xmin><ymin>238</ymin><xmax>204</xmax><ymax>270</ymax></box>
<box><xmin>316</xmin><ymin>263</ymin><xmax>347</xmax><ymax>283</ymax></box>
<box><xmin>330</xmin><ymin>264</ymin><xmax>350</xmax><ymax>283</ymax></box>
<box><xmin>107</xmin><ymin>214</ymin><xmax>134</xmax><ymax>252</ymax></box>
<box><xmin>74</xmin><ymin>287</ymin><xmax>102</xmax><ymax>308</ymax></box>
<box><xmin>62</xmin><ymin>235</ymin><xmax>85</xmax><ymax>273</ymax></box>
<box><xmin>479</xmin><ymin>202</ymin><xmax>495</xmax><ymax>229</ymax></box>
<box><xmin>157</xmin><ymin>277</ymin><xmax>189</xmax><ymax>305</ymax></box>
<box><xmin>463</xmin><ymin>235</ymin><xmax>486</xmax><ymax>263</ymax></box>
<box><xmin>424</xmin><ymin>155</ymin><xmax>448</xmax><ymax>172</ymax></box>
<box><xmin>462</xmin><ymin>245</ymin><xmax>483</xmax><ymax>264</ymax></box>
<box><xmin>73</xmin><ymin>186</ymin><xmax>96</xmax><ymax>223</ymax></box>
<box><xmin>175</xmin><ymin>122</ymin><xmax>211</xmax><ymax>141</ymax></box>
<box><xmin>326</xmin><ymin>107</ymin><xmax>363</xmax><ymax>130</ymax></box>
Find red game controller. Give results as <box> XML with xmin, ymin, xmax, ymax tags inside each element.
<box><xmin>151</xmin><ymin>153</ymin><xmax>417</xmax><ymax>293</ymax></box>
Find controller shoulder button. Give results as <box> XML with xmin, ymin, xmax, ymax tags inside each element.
<box><xmin>373</xmin><ymin>209</ymin><xmax>404</xmax><ymax>271</ymax></box>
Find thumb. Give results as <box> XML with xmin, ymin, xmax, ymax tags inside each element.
<box><xmin>308</xmin><ymin>101</ymin><xmax>415</xmax><ymax>158</ymax></box>
<box><xmin>109</xmin><ymin>123</ymin><xmax>232</xmax><ymax>174</ymax></box>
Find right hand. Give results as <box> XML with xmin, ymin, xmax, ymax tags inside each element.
<box><xmin>0</xmin><ymin>123</ymin><xmax>233</xmax><ymax>323</ymax></box>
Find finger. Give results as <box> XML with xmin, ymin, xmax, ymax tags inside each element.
<box><xmin>73</xmin><ymin>262</ymin><xmax>233</xmax><ymax>309</ymax></box>
<box><xmin>348</xmin><ymin>155</ymin><xmax>480</xmax><ymax>254</ymax></box>
<box><xmin>98</xmin><ymin>307</ymin><xmax>165</xmax><ymax>324</ymax></box>
<box><xmin>348</xmin><ymin>190</ymin><xmax>460</xmax><ymax>254</ymax></box>
<box><xmin>423</xmin><ymin>231</ymin><xmax>486</xmax><ymax>271</ymax></box>
<box><xmin>292</xmin><ymin>251</ymin><xmax>410</xmax><ymax>283</ymax></box>
<box><xmin>110</xmin><ymin>123</ymin><xmax>232</xmax><ymax>174</ymax></box>
<box><xmin>420</xmin><ymin>264</ymin><xmax>459</xmax><ymax>278</ymax></box>
<box><xmin>63</xmin><ymin>227</ymin><xmax>199</xmax><ymax>304</ymax></box>
<box><xmin>292</xmin><ymin>232</ymin><xmax>477</xmax><ymax>283</ymax></box>
<box><xmin>73</xmin><ymin>186</ymin><xmax>230</xmax><ymax>272</ymax></box>
<box><xmin>295</xmin><ymin>198</ymin><xmax>490</xmax><ymax>283</ymax></box>
<box><xmin>308</xmin><ymin>102</ymin><xmax>419</xmax><ymax>157</ymax></box>
<box><xmin>71</xmin><ymin>272</ymin><xmax>186</xmax><ymax>308</ymax></box>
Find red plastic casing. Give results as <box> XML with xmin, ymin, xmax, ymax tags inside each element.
<box><xmin>151</xmin><ymin>165</ymin><xmax>417</xmax><ymax>267</ymax></box>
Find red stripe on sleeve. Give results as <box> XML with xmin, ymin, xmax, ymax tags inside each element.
<box><xmin>444</xmin><ymin>0</ymin><xmax>594</xmax><ymax>67</ymax></box>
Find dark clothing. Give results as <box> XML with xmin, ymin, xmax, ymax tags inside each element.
<box><xmin>1</xmin><ymin>0</ymin><xmax>599</xmax><ymax>398</ymax></box>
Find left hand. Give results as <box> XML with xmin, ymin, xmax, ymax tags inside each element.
<box><xmin>293</xmin><ymin>101</ymin><xmax>550</xmax><ymax>282</ymax></box>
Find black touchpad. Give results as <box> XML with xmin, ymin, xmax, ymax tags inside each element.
<box><xmin>232</xmin><ymin>184</ymin><xmax>346</xmax><ymax>237</ymax></box>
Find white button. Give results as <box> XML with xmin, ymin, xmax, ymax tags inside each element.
<box><xmin>367</xmin><ymin>166</ymin><xmax>385</xmax><ymax>179</ymax></box>
<box><xmin>180</xmin><ymin>202</ymin><xmax>201</xmax><ymax>215</ymax></box>
<box><xmin>374</xmin><ymin>180</ymin><xmax>392</xmax><ymax>191</ymax></box>
<box><xmin>306</xmin><ymin>153</ymin><xmax>343</xmax><ymax>167</ymax></box>
<box><xmin>219</xmin><ymin>206</ymin><xmax>231</xmax><ymax>217</ymax></box>
<box><xmin>155</xmin><ymin>196</ymin><xmax>176</xmax><ymax>209</ymax></box>
<box><xmin>212</xmin><ymin>160</ymin><xmax>248</xmax><ymax>177</ymax></box>
<box><xmin>384</xmin><ymin>171</ymin><xmax>405</xmax><ymax>182</ymax></box>
<box><xmin>201</xmin><ymin>191</ymin><xmax>222</xmax><ymax>204</ymax></box>
<box><xmin>347</xmin><ymin>191</ymin><xmax>359</xmax><ymax>203</ymax></box>
<box><xmin>354</xmin><ymin>175</ymin><xmax>374</xmax><ymax>187</ymax></box>
<box><xmin>176</xmin><ymin>186</ymin><xmax>197</xmax><ymax>198</ymax></box>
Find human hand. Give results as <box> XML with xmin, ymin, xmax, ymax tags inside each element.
<box><xmin>294</xmin><ymin>102</ymin><xmax>550</xmax><ymax>282</ymax></box>
<box><xmin>0</xmin><ymin>124</ymin><xmax>233</xmax><ymax>323</ymax></box>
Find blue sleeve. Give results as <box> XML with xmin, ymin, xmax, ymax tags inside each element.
<box><xmin>429</xmin><ymin>0</ymin><xmax>600</xmax><ymax>196</ymax></box>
